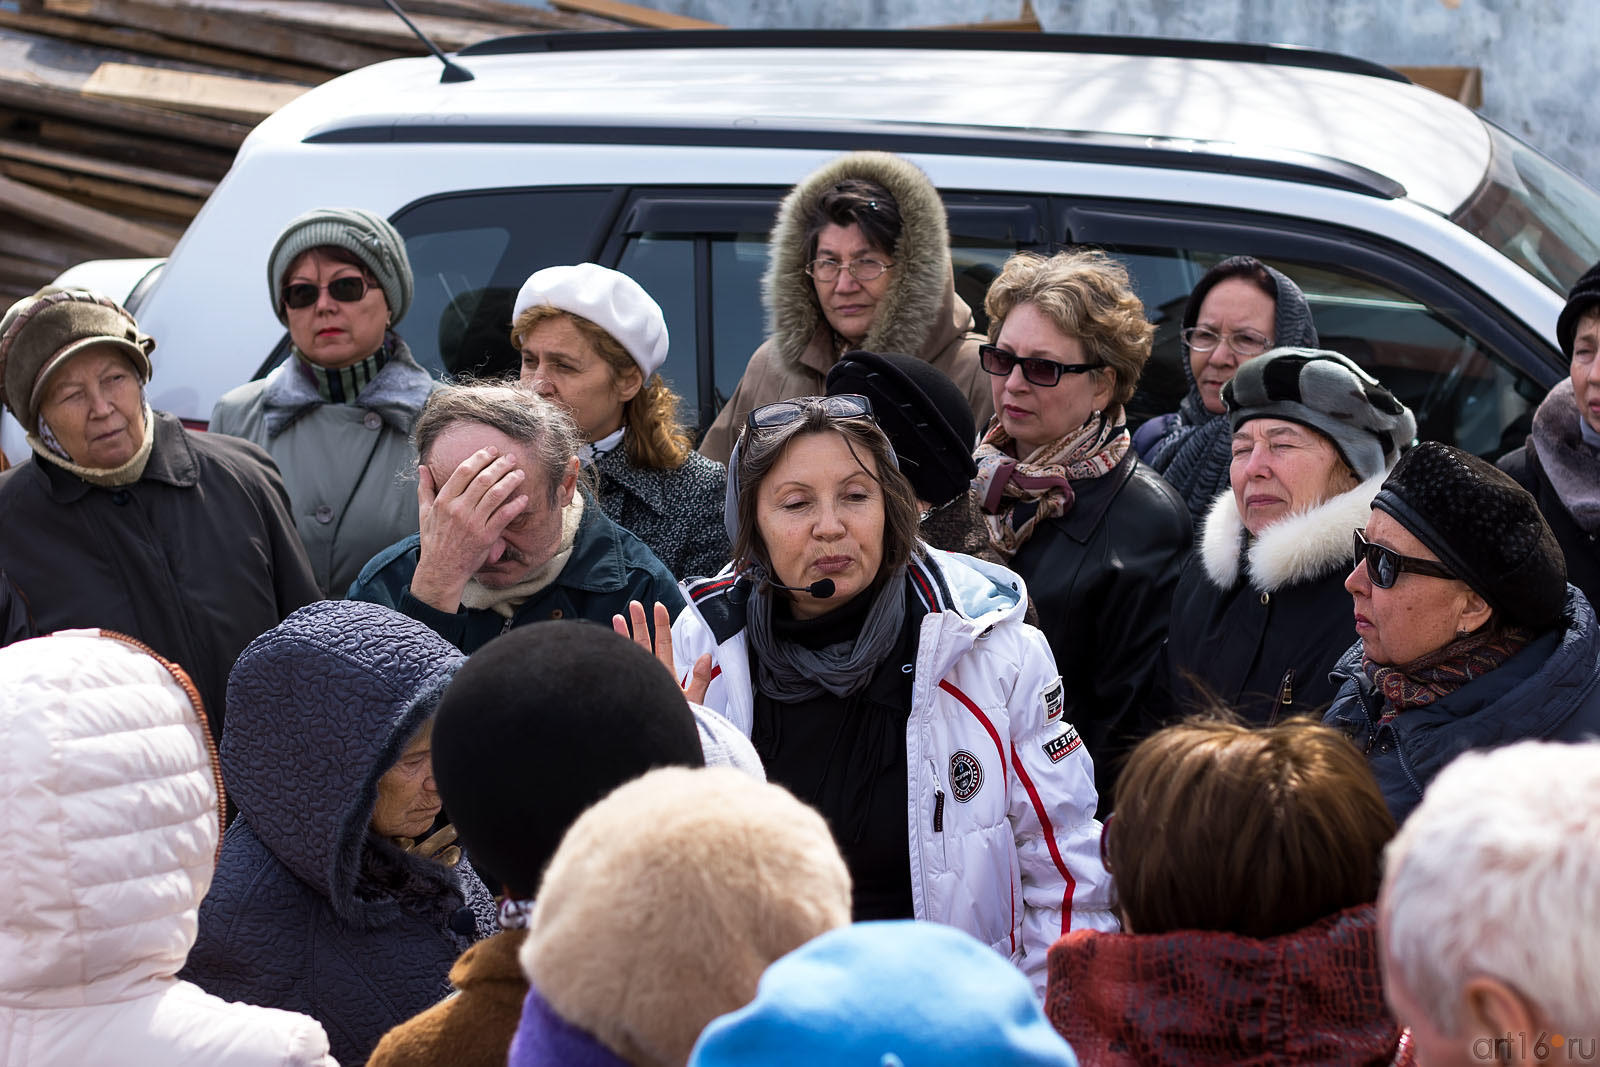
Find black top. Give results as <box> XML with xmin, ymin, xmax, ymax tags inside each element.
<box><xmin>750</xmin><ymin>583</ymin><xmax>926</xmax><ymax>921</ymax></box>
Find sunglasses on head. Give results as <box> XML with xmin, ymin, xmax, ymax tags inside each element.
<box><xmin>282</xmin><ymin>275</ymin><xmax>372</xmax><ymax>310</ymax></box>
<box><xmin>747</xmin><ymin>393</ymin><xmax>873</xmax><ymax>431</ymax></box>
<box><xmin>1352</xmin><ymin>529</ymin><xmax>1457</xmax><ymax>589</ymax></box>
<box><xmin>978</xmin><ymin>343</ymin><xmax>1104</xmax><ymax>388</ymax></box>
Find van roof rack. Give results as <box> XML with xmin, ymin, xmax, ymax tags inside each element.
<box><xmin>456</xmin><ymin>28</ymin><xmax>1407</xmax><ymax>84</ymax></box>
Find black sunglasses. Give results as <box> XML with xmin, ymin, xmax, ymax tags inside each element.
<box><xmin>283</xmin><ymin>275</ymin><xmax>372</xmax><ymax>310</ymax></box>
<box><xmin>1352</xmin><ymin>529</ymin><xmax>1457</xmax><ymax>589</ymax></box>
<box><xmin>747</xmin><ymin>393</ymin><xmax>873</xmax><ymax>431</ymax></box>
<box><xmin>979</xmin><ymin>343</ymin><xmax>1103</xmax><ymax>387</ymax></box>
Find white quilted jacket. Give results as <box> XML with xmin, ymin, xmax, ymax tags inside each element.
<box><xmin>0</xmin><ymin>631</ymin><xmax>336</xmax><ymax>1067</ymax></box>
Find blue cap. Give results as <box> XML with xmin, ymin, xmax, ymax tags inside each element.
<box><xmin>688</xmin><ymin>921</ymin><xmax>1079</xmax><ymax>1067</ymax></box>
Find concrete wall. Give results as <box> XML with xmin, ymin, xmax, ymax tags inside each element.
<box><xmin>606</xmin><ymin>0</ymin><xmax>1598</xmax><ymax>190</ymax></box>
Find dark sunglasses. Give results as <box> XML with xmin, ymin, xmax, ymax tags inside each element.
<box><xmin>979</xmin><ymin>343</ymin><xmax>1104</xmax><ymax>387</ymax></box>
<box><xmin>747</xmin><ymin>393</ymin><xmax>873</xmax><ymax>431</ymax></box>
<box><xmin>283</xmin><ymin>275</ymin><xmax>372</xmax><ymax>310</ymax></box>
<box><xmin>1352</xmin><ymin>529</ymin><xmax>1457</xmax><ymax>589</ymax></box>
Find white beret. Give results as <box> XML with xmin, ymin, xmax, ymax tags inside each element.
<box><xmin>512</xmin><ymin>263</ymin><xmax>669</xmax><ymax>380</ymax></box>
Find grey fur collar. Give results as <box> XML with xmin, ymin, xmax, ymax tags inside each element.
<box><xmin>1200</xmin><ymin>471</ymin><xmax>1385</xmax><ymax>593</ymax></box>
<box><xmin>763</xmin><ymin>151</ymin><xmax>954</xmax><ymax>370</ymax></box>
<box><xmin>262</xmin><ymin>336</ymin><xmax>435</xmax><ymax>438</ymax></box>
<box><xmin>1531</xmin><ymin>378</ymin><xmax>1600</xmax><ymax>534</ymax></box>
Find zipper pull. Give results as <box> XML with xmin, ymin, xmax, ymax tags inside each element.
<box><xmin>933</xmin><ymin>787</ymin><xmax>945</xmax><ymax>833</ymax></box>
<box><xmin>1269</xmin><ymin>668</ymin><xmax>1294</xmax><ymax>725</ymax></box>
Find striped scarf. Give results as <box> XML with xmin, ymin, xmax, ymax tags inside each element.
<box><xmin>299</xmin><ymin>341</ymin><xmax>390</xmax><ymax>404</ymax></box>
<box><xmin>974</xmin><ymin>411</ymin><xmax>1129</xmax><ymax>561</ymax></box>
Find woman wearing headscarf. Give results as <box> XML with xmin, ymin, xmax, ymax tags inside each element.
<box><xmin>212</xmin><ymin>207</ymin><xmax>436</xmax><ymax>597</ymax></box>
<box><xmin>0</xmin><ymin>288</ymin><xmax>318</xmax><ymax>735</ymax></box>
<box><xmin>1499</xmin><ymin>259</ymin><xmax>1600</xmax><ymax>606</ymax></box>
<box><xmin>974</xmin><ymin>250</ymin><xmax>1191</xmax><ymax>807</ymax></box>
<box><xmin>181</xmin><ymin>600</ymin><xmax>498</xmax><ymax>1066</ymax></box>
<box><xmin>1325</xmin><ymin>442</ymin><xmax>1600</xmax><ymax>823</ymax></box>
<box><xmin>513</xmin><ymin>263</ymin><xmax>728</xmax><ymax>578</ymax></box>
<box><xmin>663</xmin><ymin>394</ymin><xmax>1114</xmax><ymax>998</ymax></box>
<box><xmin>1138</xmin><ymin>256</ymin><xmax>1320</xmax><ymax>523</ymax></box>
<box><xmin>1161</xmin><ymin>348</ymin><xmax>1415</xmax><ymax>723</ymax></box>
<box><xmin>0</xmin><ymin>631</ymin><xmax>335</xmax><ymax>1067</ymax></box>
<box><xmin>698</xmin><ymin>151</ymin><xmax>990</xmax><ymax>462</ymax></box>
<box><xmin>1048</xmin><ymin>717</ymin><xmax>1408</xmax><ymax>1066</ymax></box>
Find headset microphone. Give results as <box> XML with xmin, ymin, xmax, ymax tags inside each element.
<box><xmin>727</xmin><ymin>576</ymin><xmax>835</xmax><ymax>605</ymax></box>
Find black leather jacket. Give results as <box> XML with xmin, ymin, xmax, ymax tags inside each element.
<box><xmin>1007</xmin><ymin>451</ymin><xmax>1191</xmax><ymax>810</ymax></box>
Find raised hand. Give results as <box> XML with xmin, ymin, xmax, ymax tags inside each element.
<box><xmin>613</xmin><ymin>599</ymin><xmax>714</xmax><ymax>704</ymax></box>
<box><xmin>409</xmin><ymin>446</ymin><xmax>529</xmax><ymax>613</ymax></box>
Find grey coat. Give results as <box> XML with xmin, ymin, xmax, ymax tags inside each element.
<box><xmin>593</xmin><ymin>445</ymin><xmax>729</xmax><ymax>580</ymax></box>
<box><xmin>211</xmin><ymin>339</ymin><xmax>436</xmax><ymax>597</ymax></box>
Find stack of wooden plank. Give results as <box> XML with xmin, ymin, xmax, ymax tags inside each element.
<box><xmin>0</xmin><ymin>0</ymin><xmax>719</xmax><ymax>304</ymax></box>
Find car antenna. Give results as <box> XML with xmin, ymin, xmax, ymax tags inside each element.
<box><xmin>379</xmin><ymin>0</ymin><xmax>475</xmax><ymax>82</ymax></box>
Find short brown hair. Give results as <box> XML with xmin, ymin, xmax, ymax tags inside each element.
<box><xmin>413</xmin><ymin>381</ymin><xmax>580</xmax><ymax>508</ymax></box>
<box><xmin>1105</xmin><ymin>716</ymin><xmax>1395</xmax><ymax>939</ymax></box>
<box><xmin>984</xmin><ymin>250</ymin><xmax>1154</xmax><ymax>412</ymax></box>
<box><xmin>801</xmin><ymin>178</ymin><xmax>902</xmax><ymax>268</ymax></box>
<box><xmin>730</xmin><ymin>405</ymin><xmax>920</xmax><ymax>578</ymax></box>
<box><xmin>510</xmin><ymin>306</ymin><xmax>694</xmax><ymax>470</ymax></box>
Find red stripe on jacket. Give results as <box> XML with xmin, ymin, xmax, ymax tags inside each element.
<box><xmin>938</xmin><ymin>679</ymin><xmax>1016</xmax><ymax>954</ymax></box>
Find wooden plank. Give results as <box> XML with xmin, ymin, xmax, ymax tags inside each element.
<box><xmin>0</xmin><ymin>220</ymin><xmax>107</xmax><ymax>271</ymax></box>
<box><xmin>0</xmin><ymin>9</ymin><xmax>330</xmax><ymax>84</ymax></box>
<box><xmin>548</xmin><ymin>0</ymin><xmax>721</xmax><ymax>29</ymax></box>
<box><xmin>1395</xmin><ymin>65</ymin><xmax>1483</xmax><ymax>109</ymax></box>
<box><xmin>0</xmin><ymin>172</ymin><xmax>177</xmax><ymax>256</ymax></box>
<box><xmin>0</xmin><ymin>159</ymin><xmax>205</xmax><ymax>219</ymax></box>
<box><xmin>42</xmin><ymin>0</ymin><xmax>404</xmax><ymax>71</ymax></box>
<box><xmin>0</xmin><ymin>28</ymin><xmax>253</xmax><ymax>148</ymax></box>
<box><xmin>0</xmin><ymin>137</ymin><xmax>217</xmax><ymax>198</ymax></box>
<box><xmin>29</xmin><ymin>118</ymin><xmax>236</xmax><ymax>181</ymax></box>
<box><xmin>330</xmin><ymin>0</ymin><xmax>623</xmax><ymax>32</ymax></box>
<box><xmin>83</xmin><ymin>62</ymin><xmax>308</xmax><ymax>123</ymax></box>
<box><xmin>149</xmin><ymin>0</ymin><xmax>531</xmax><ymax>52</ymax></box>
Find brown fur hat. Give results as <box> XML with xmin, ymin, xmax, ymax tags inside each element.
<box><xmin>518</xmin><ymin>766</ymin><xmax>851</xmax><ymax>1067</ymax></box>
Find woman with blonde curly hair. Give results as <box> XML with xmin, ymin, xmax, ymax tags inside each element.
<box><xmin>975</xmin><ymin>250</ymin><xmax>1191</xmax><ymax>808</ymax></box>
<box><xmin>513</xmin><ymin>263</ymin><xmax>728</xmax><ymax>578</ymax></box>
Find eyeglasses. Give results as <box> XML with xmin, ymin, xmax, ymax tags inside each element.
<box><xmin>747</xmin><ymin>393</ymin><xmax>874</xmax><ymax>431</ymax></box>
<box><xmin>283</xmin><ymin>275</ymin><xmax>373</xmax><ymax>310</ymax></box>
<box><xmin>979</xmin><ymin>344</ymin><xmax>1104</xmax><ymax>388</ymax></box>
<box><xmin>804</xmin><ymin>258</ymin><xmax>893</xmax><ymax>283</ymax></box>
<box><xmin>1182</xmin><ymin>326</ymin><xmax>1273</xmax><ymax>359</ymax></box>
<box><xmin>1352</xmin><ymin>529</ymin><xmax>1457</xmax><ymax>589</ymax></box>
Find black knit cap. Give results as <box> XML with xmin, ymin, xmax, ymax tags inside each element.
<box><xmin>825</xmin><ymin>349</ymin><xmax>978</xmax><ymax>508</ymax></box>
<box><xmin>1373</xmin><ymin>441</ymin><xmax>1567</xmax><ymax>630</ymax></box>
<box><xmin>1557</xmin><ymin>258</ymin><xmax>1600</xmax><ymax>358</ymax></box>
<box><xmin>429</xmin><ymin>621</ymin><xmax>705</xmax><ymax>898</ymax></box>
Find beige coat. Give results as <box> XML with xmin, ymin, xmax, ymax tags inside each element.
<box><xmin>700</xmin><ymin>151</ymin><xmax>991</xmax><ymax>462</ymax></box>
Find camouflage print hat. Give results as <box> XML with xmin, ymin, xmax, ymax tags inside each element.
<box><xmin>0</xmin><ymin>289</ymin><xmax>154</xmax><ymax>434</ymax></box>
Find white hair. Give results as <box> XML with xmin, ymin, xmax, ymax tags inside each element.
<box><xmin>1380</xmin><ymin>740</ymin><xmax>1600</xmax><ymax>1034</ymax></box>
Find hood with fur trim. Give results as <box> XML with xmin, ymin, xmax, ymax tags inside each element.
<box><xmin>1200</xmin><ymin>472</ymin><xmax>1384</xmax><ymax>594</ymax></box>
<box><xmin>763</xmin><ymin>151</ymin><xmax>961</xmax><ymax>371</ymax></box>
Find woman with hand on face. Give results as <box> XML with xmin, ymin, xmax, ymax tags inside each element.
<box><xmin>975</xmin><ymin>250</ymin><xmax>1191</xmax><ymax>810</ymax></box>
<box><xmin>212</xmin><ymin>208</ymin><xmax>436</xmax><ymax>597</ymax></box>
<box><xmin>698</xmin><ymin>151</ymin><xmax>990</xmax><ymax>462</ymax></box>
<box><xmin>1324</xmin><ymin>441</ymin><xmax>1600</xmax><ymax>824</ymax></box>
<box><xmin>512</xmin><ymin>264</ymin><xmax>728</xmax><ymax>579</ymax></box>
<box><xmin>1139</xmin><ymin>256</ymin><xmax>1319</xmax><ymax>524</ymax></box>
<box><xmin>650</xmin><ymin>395</ymin><xmax>1114</xmax><ymax>997</ymax></box>
<box><xmin>1161</xmin><ymin>348</ymin><xmax>1415</xmax><ymax>724</ymax></box>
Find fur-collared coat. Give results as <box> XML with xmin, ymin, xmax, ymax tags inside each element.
<box><xmin>211</xmin><ymin>337</ymin><xmax>436</xmax><ymax>597</ymax></box>
<box><xmin>1499</xmin><ymin>378</ymin><xmax>1600</xmax><ymax>611</ymax></box>
<box><xmin>1160</xmin><ymin>473</ymin><xmax>1382</xmax><ymax>724</ymax></box>
<box><xmin>698</xmin><ymin>152</ymin><xmax>990</xmax><ymax>462</ymax></box>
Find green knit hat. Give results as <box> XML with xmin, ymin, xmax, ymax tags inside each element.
<box><xmin>267</xmin><ymin>207</ymin><xmax>413</xmax><ymax>327</ymax></box>
<box><xmin>0</xmin><ymin>289</ymin><xmax>154</xmax><ymax>433</ymax></box>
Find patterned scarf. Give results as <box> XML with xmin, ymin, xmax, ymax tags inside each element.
<box><xmin>1363</xmin><ymin>624</ymin><xmax>1534</xmax><ymax>718</ymax></box>
<box><xmin>298</xmin><ymin>341</ymin><xmax>390</xmax><ymax>404</ymax></box>
<box><xmin>973</xmin><ymin>411</ymin><xmax>1129</xmax><ymax>561</ymax></box>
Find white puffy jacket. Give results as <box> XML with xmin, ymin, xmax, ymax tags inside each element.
<box><xmin>0</xmin><ymin>631</ymin><xmax>337</xmax><ymax>1067</ymax></box>
<box><xmin>672</xmin><ymin>548</ymin><xmax>1117</xmax><ymax>994</ymax></box>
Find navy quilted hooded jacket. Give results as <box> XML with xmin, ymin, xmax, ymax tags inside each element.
<box><xmin>181</xmin><ymin>600</ymin><xmax>498</xmax><ymax>1067</ymax></box>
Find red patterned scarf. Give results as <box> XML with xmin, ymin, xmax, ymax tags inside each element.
<box><xmin>1363</xmin><ymin>625</ymin><xmax>1534</xmax><ymax>719</ymax></box>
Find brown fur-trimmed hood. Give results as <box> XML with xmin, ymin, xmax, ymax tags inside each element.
<box><xmin>764</xmin><ymin>151</ymin><xmax>958</xmax><ymax>371</ymax></box>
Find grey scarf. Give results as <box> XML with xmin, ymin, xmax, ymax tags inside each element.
<box><xmin>745</xmin><ymin>565</ymin><xmax>908</xmax><ymax>701</ymax></box>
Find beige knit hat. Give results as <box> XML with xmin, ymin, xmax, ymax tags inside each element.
<box><xmin>0</xmin><ymin>289</ymin><xmax>154</xmax><ymax>433</ymax></box>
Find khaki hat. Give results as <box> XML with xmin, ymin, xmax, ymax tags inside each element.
<box><xmin>0</xmin><ymin>290</ymin><xmax>154</xmax><ymax>433</ymax></box>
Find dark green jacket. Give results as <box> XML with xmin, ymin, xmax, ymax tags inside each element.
<box><xmin>346</xmin><ymin>495</ymin><xmax>684</xmax><ymax>653</ymax></box>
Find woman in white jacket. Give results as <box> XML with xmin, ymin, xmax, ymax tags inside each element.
<box><xmin>651</xmin><ymin>394</ymin><xmax>1114</xmax><ymax>995</ymax></box>
<box><xmin>0</xmin><ymin>630</ymin><xmax>335</xmax><ymax>1067</ymax></box>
